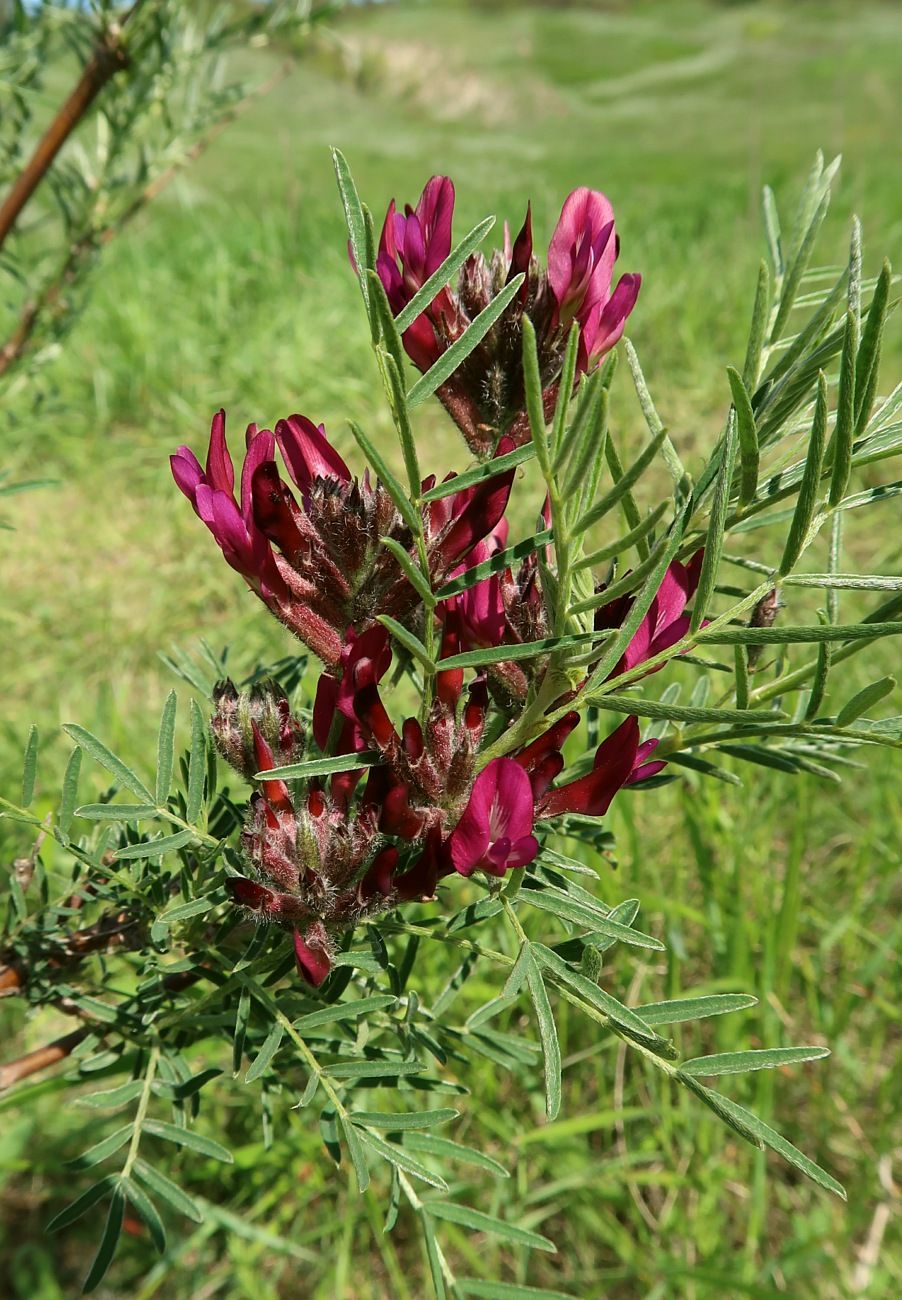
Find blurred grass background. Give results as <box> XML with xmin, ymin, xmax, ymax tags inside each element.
<box><xmin>1</xmin><ymin>0</ymin><xmax>900</xmax><ymax>1295</ymax></box>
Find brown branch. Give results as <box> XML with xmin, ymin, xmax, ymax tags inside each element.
<box><xmin>0</xmin><ymin>59</ymin><xmax>293</xmax><ymax>382</ymax></box>
<box><xmin>0</xmin><ymin>968</ymin><xmax>203</xmax><ymax>1091</ymax></box>
<box><xmin>0</xmin><ymin>3</ymin><xmax>148</xmax><ymax>252</ymax></box>
<box><xmin>0</xmin><ymin>1028</ymin><xmax>90</xmax><ymax>1091</ymax></box>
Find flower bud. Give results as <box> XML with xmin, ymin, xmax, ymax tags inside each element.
<box><xmin>211</xmin><ymin>678</ymin><xmax>303</xmax><ymax>781</ymax></box>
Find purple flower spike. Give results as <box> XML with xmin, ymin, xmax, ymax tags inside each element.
<box><xmin>449</xmin><ymin>758</ymin><xmax>539</xmax><ymax>878</ymax></box>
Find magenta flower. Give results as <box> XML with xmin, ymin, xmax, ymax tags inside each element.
<box><xmin>514</xmin><ymin>714</ymin><xmax>665</xmax><ymax>819</ymax></box>
<box><xmin>377</xmin><ymin>175</ymin><xmax>463</xmax><ymax>371</ymax></box>
<box><xmin>536</xmin><ymin>716</ymin><xmax>643</xmax><ymax>818</ymax></box>
<box><xmin>293</xmin><ymin>924</ymin><xmax>332</xmax><ymax>987</ymax></box>
<box><xmin>371</xmin><ymin>177</ymin><xmax>640</xmax><ymax>454</ymax></box>
<box><xmin>448</xmin><ymin>758</ymin><xmax>539</xmax><ymax>878</ymax></box>
<box><xmin>547</xmin><ymin>187</ymin><xmax>641</xmax><ymax>373</ymax></box>
<box><xmin>173</xmin><ymin>409</ymin><xmax>516</xmax><ymax>668</ymax></box>
<box><xmin>171</xmin><ymin>411</ymin><xmax>285</xmax><ymax>600</ymax></box>
<box><xmin>312</xmin><ymin>625</ymin><xmax>393</xmax><ymax>754</ymax></box>
<box><xmin>596</xmin><ymin>551</ymin><xmax>704</xmax><ymax>679</ymax></box>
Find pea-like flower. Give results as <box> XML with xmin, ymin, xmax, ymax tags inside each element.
<box><xmin>447</xmin><ymin>758</ymin><xmax>540</xmax><ymax>877</ymax></box>
<box><xmin>372</xmin><ymin>177</ymin><xmax>640</xmax><ymax>455</ymax></box>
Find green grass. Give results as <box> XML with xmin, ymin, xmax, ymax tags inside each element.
<box><xmin>2</xmin><ymin>1</ymin><xmax>901</xmax><ymax>1296</ymax></box>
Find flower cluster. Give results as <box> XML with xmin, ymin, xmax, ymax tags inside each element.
<box><xmin>172</xmin><ymin>411</ymin><xmax>515</xmax><ymax>668</ymax></box>
<box><xmin>171</xmin><ymin>175</ymin><xmax>693</xmax><ymax>986</ymax></box>
<box><xmin>374</xmin><ymin>177</ymin><xmax>640</xmax><ymax>455</ymax></box>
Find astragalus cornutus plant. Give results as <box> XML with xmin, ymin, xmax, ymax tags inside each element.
<box><xmin>2</xmin><ymin>150</ymin><xmax>901</xmax><ymax>1294</ymax></box>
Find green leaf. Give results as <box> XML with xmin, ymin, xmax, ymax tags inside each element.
<box><xmin>379</xmin><ymin>535</ymin><xmax>435</xmax><ymax>606</ymax></box>
<box><xmin>524</xmin><ymin>889</ymin><xmax>664</xmax><ymax>952</ymax></box>
<box><xmin>382</xmin><ymin>344</ymin><xmax>423</xmax><ymax>499</ymax></box>
<box><xmin>75</xmin><ymin>803</ymin><xmax>160</xmax><ymax>821</ymax></box>
<box><xmin>727</xmin><ymin>367</ymin><xmax>759</xmax><ymax>506</ymax></box>
<box><xmin>245</xmin><ymin>1023</ymin><xmax>285</xmax><ymax>1083</ymax></box>
<box><xmin>232</xmin><ymin>986</ymin><xmax>251</xmax><ymax>1075</ymax></box>
<box><xmin>156</xmin><ymin>897</ymin><xmax>214</xmax><ymax>926</ymax></box>
<box><xmin>684</xmin><ymin>1087</ymin><xmax>846</xmax><ymax>1198</ymax></box>
<box><xmin>783</xmin><ymin>573</ymin><xmax>902</xmax><ymax>591</ymax></box>
<box><xmin>141</xmin><ymin>1120</ymin><xmax>233</xmax><ymax>1163</ymax></box>
<box><xmin>82</xmin><ymin>1184</ymin><xmax>125</xmax><ymax>1293</ymax></box>
<box><xmin>779</xmin><ymin>371</ymin><xmax>828</xmax><ymax>574</ymax></box>
<box><xmin>564</xmin><ymin>385</ymin><xmax>609</xmax><ymax>510</ymax></box>
<box><xmin>425</xmin><ymin>1201</ymin><xmax>555</xmax><ymax>1253</ymax></box>
<box><xmin>521</xmin><ymin>316</ymin><xmax>552</xmax><ymax>475</ymax></box>
<box><xmin>680</xmin><ymin>1046</ymin><xmax>830</xmax><ymax>1078</ymax></box>
<box><xmin>46</xmin><ymin>1176</ymin><xmax>117</xmax><ymax>1233</ymax></box>
<box><xmin>114</xmin><ymin>830</ymin><xmax>195</xmax><ymax>860</ymax></box>
<box><xmin>625</xmin><ymin>339</ymin><xmax>687</xmax><ymax>492</ymax></box>
<box><xmin>358</xmin><ymin>1130</ymin><xmax>448</xmax><ymax>1190</ymax></box>
<box><xmin>828</xmin><ymin>308</ymin><xmax>859</xmax><ymax>506</ymax></box>
<box><xmin>573</xmin><ymin>430</ymin><xmax>668</xmax><ymax>539</ymax></box>
<box><xmin>22</xmin><ymin>724</ymin><xmax>38</xmax><ymax>807</ymax></box>
<box><xmin>68</xmin><ymin>1126</ymin><xmax>132</xmax><ymax>1170</ymax></box>
<box><xmin>123</xmin><ymin>1176</ymin><xmax>166</xmax><ymax>1254</ymax></box>
<box><xmin>742</xmin><ymin>260</ymin><xmax>770</xmax><ymax>389</ymax></box>
<box><xmin>584</xmin><ymin>508</ymin><xmax>688</xmax><ymax>686</ymax></box>
<box><xmin>434</xmin><ymin>530</ymin><xmax>553</xmax><ymax>601</ymax></box>
<box><xmin>403</xmin><ymin>1133</ymin><xmax>509</xmax><ymax>1178</ymax></box>
<box><xmin>574</xmin><ymin>502</ymin><xmax>668</xmax><ymax>573</ymax></box>
<box><xmin>550</xmin><ymin>324</ymin><xmax>580</xmax><ymax>459</ymax></box>
<box><xmin>595</xmin><ymin>694</ymin><xmax>778</xmax><ymax>728</ymax></box>
<box><xmin>331</xmin><ymin>148</ymin><xmax>369</xmax><ymax>308</ymax></box>
<box><xmin>525</xmin><ymin>953</ymin><xmax>562</xmax><ymax>1121</ymax></box>
<box><xmin>63</xmin><ymin>724</ymin><xmax>154</xmax><ymax>803</ymax></box>
<box><xmin>407</xmin><ymin>275</ymin><xmax>524</xmax><ymax>409</ymax></box>
<box><xmin>437</xmin><ymin>631</ymin><xmax>599</xmax><ymax>673</ymax></box>
<box><xmin>348</xmin><ymin>419</ymin><xmax>421</xmax><ymax>534</ymax></box>
<box><xmin>292</xmin><ymin>994</ymin><xmax>397</xmax><ymax>1034</ymax></box>
<box><xmin>155</xmin><ymin>690</ymin><xmax>177</xmax><ymax>805</ymax></box>
<box><xmin>132</xmin><ymin>1158</ymin><xmax>203</xmax><ymax>1223</ymax></box>
<box><xmin>378</xmin><ymin>616</ymin><xmax>435</xmax><ymax>672</ymax></box>
<box><xmin>698</xmin><ymin>621</ymin><xmax>902</xmax><ymax>647</ymax></box>
<box><xmin>532</xmin><ymin>943</ymin><xmax>670</xmax><ymax>1046</ymax></box>
<box><xmin>326</xmin><ymin>1060</ymin><xmax>424</xmax><ymax>1080</ymax></box>
<box><xmin>395</xmin><ymin>216</ymin><xmax>495</xmax><ymax>332</ymax></box>
<box><xmin>635</xmin><ymin>993</ymin><xmax>758</xmax><ymax>1026</ymax></box>
<box><xmin>340</xmin><ymin>1113</ymin><xmax>370</xmax><ymax>1193</ymax></box>
<box><xmin>691</xmin><ymin>413</ymin><xmax>737</xmax><ymax>633</ymax></box>
<box><xmin>186</xmin><ymin>698</ymin><xmax>207</xmax><ymax>825</ymax></box>
<box><xmin>854</xmin><ymin>258</ymin><xmax>891</xmax><ymax>435</ymax></box>
<box><xmin>421</xmin><ymin>442</ymin><xmax>536</xmax><ymax>503</ymax></box>
<box><xmin>762</xmin><ymin>185</ymin><xmax>783</xmax><ymax>277</ymax></box>
<box><xmin>771</xmin><ymin>184</ymin><xmax>831</xmax><ymax>340</ymax></box>
<box><xmin>259</xmin><ymin>751</ymin><xmax>381</xmax><ymax>781</ymax></box>
<box><xmin>836</xmin><ymin>479</ymin><xmax>902</xmax><ymax>513</ymax></box>
<box><xmin>458</xmin><ymin>1282</ymin><xmax>574</xmax><ymax>1300</ymax></box>
<box><xmin>58</xmin><ymin>747</ymin><xmax>82</xmax><ymax>838</ymax></box>
<box><xmin>664</xmin><ymin>751</ymin><xmax>742</xmax><ymax>786</ymax></box>
<box><xmin>76</xmin><ymin>1081</ymin><xmax>146</xmax><ymax>1110</ymax></box>
<box><xmin>836</xmin><ymin>676</ymin><xmax>895</xmax><ymax>727</ymax></box>
<box><xmin>353</xmin><ymin>1108</ymin><xmax>457</xmax><ymax>1131</ymax></box>
<box><xmin>502</xmin><ymin>941</ymin><xmax>533</xmax><ymax>998</ymax></box>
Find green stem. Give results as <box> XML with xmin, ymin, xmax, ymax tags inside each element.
<box><xmin>122</xmin><ymin>1045</ymin><xmax>159</xmax><ymax>1178</ymax></box>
